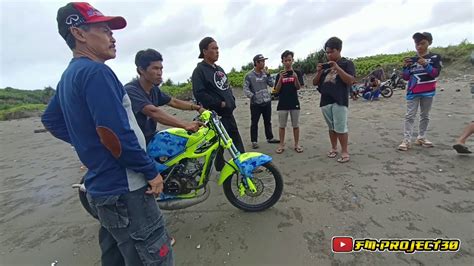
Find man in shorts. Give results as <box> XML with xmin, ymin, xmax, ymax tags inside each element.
<box><xmin>274</xmin><ymin>50</ymin><xmax>305</xmax><ymax>154</ymax></box>
<box><xmin>313</xmin><ymin>37</ymin><xmax>355</xmax><ymax>163</ymax></box>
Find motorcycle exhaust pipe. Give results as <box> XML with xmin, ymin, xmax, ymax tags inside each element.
<box><xmin>158</xmin><ymin>185</ymin><xmax>211</xmax><ymax>210</ymax></box>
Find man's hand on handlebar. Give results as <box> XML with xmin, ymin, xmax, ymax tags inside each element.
<box><xmin>197</xmin><ymin>106</ymin><xmax>207</xmax><ymax>114</ymax></box>
<box><xmin>184</xmin><ymin>121</ymin><xmax>204</xmax><ymax>132</ymax></box>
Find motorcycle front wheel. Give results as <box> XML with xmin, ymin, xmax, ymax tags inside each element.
<box><xmin>223</xmin><ymin>162</ymin><xmax>283</xmax><ymax>212</ymax></box>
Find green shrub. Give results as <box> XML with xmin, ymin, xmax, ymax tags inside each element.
<box><xmin>0</xmin><ymin>104</ymin><xmax>46</xmax><ymax>120</ymax></box>
<box><xmin>160</xmin><ymin>83</ymin><xmax>193</xmax><ymax>100</ymax></box>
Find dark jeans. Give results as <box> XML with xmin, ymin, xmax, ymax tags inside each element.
<box><xmin>87</xmin><ymin>186</ymin><xmax>174</xmax><ymax>266</ymax></box>
<box><xmin>250</xmin><ymin>102</ymin><xmax>274</xmax><ymax>142</ymax></box>
<box><xmin>215</xmin><ymin>114</ymin><xmax>245</xmax><ymax>171</ymax></box>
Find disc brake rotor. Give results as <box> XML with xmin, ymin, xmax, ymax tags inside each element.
<box><xmin>244</xmin><ymin>178</ymin><xmax>264</xmax><ymax>197</ymax></box>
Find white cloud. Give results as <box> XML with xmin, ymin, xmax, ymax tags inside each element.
<box><xmin>0</xmin><ymin>0</ymin><xmax>472</xmax><ymax>90</ymax></box>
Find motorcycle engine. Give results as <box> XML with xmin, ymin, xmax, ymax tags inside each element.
<box><xmin>163</xmin><ymin>159</ymin><xmax>203</xmax><ymax>195</ymax></box>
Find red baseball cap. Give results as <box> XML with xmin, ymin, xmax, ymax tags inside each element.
<box><xmin>57</xmin><ymin>2</ymin><xmax>126</xmax><ymax>40</ymax></box>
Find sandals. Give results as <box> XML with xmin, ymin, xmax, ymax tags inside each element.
<box><xmin>327</xmin><ymin>150</ymin><xmax>338</xmax><ymax>158</ymax></box>
<box><xmin>276</xmin><ymin>147</ymin><xmax>285</xmax><ymax>154</ymax></box>
<box><xmin>294</xmin><ymin>146</ymin><xmax>304</xmax><ymax>153</ymax></box>
<box><xmin>337</xmin><ymin>155</ymin><xmax>350</xmax><ymax>163</ymax></box>
<box><xmin>453</xmin><ymin>144</ymin><xmax>472</xmax><ymax>154</ymax></box>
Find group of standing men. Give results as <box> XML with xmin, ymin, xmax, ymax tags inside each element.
<box><xmin>40</xmin><ymin>1</ymin><xmax>458</xmax><ymax>266</ymax></box>
<box><xmin>243</xmin><ymin>37</ymin><xmax>355</xmax><ymax>162</ymax></box>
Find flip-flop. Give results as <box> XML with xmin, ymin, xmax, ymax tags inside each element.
<box><xmin>294</xmin><ymin>146</ymin><xmax>304</xmax><ymax>153</ymax></box>
<box><xmin>276</xmin><ymin>147</ymin><xmax>285</xmax><ymax>154</ymax></box>
<box><xmin>171</xmin><ymin>237</ymin><xmax>176</xmax><ymax>246</ymax></box>
<box><xmin>453</xmin><ymin>144</ymin><xmax>472</xmax><ymax>154</ymax></box>
<box><xmin>337</xmin><ymin>156</ymin><xmax>350</xmax><ymax>163</ymax></box>
<box><xmin>327</xmin><ymin>150</ymin><xmax>338</xmax><ymax>158</ymax></box>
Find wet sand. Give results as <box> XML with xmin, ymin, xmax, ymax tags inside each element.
<box><xmin>1</xmin><ymin>74</ymin><xmax>473</xmax><ymax>265</ymax></box>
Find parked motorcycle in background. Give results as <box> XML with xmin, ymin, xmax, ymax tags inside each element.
<box><xmin>387</xmin><ymin>68</ymin><xmax>406</xmax><ymax>90</ymax></box>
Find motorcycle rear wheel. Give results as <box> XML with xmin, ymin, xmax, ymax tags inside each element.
<box><xmin>381</xmin><ymin>87</ymin><xmax>393</xmax><ymax>98</ymax></box>
<box><xmin>223</xmin><ymin>162</ymin><xmax>283</xmax><ymax>212</ymax></box>
<box><xmin>397</xmin><ymin>80</ymin><xmax>406</xmax><ymax>89</ymax></box>
<box><xmin>78</xmin><ymin>176</ymin><xmax>98</xmax><ymax>219</ymax></box>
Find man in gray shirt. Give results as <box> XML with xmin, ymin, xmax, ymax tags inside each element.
<box><xmin>243</xmin><ymin>54</ymin><xmax>279</xmax><ymax>149</ymax></box>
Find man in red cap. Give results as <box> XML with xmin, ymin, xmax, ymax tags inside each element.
<box><xmin>42</xmin><ymin>3</ymin><xmax>174</xmax><ymax>265</ymax></box>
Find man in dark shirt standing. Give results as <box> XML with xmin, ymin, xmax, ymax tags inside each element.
<box><xmin>313</xmin><ymin>37</ymin><xmax>355</xmax><ymax>163</ymax></box>
<box><xmin>274</xmin><ymin>50</ymin><xmax>305</xmax><ymax>154</ymax></box>
<box><xmin>192</xmin><ymin>37</ymin><xmax>245</xmax><ymax>171</ymax></box>
<box><xmin>125</xmin><ymin>49</ymin><xmax>204</xmax><ymax>144</ymax></box>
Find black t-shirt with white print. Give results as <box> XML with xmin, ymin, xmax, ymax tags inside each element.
<box><xmin>275</xmin><ymin>70</ymin><xmax>304</xmax><ymax>111</ymax></box>
<box><xmin>317</xmin><ymin>58</ymin><xmax>355</xmax><ymax>108</ymax></box>
<box><xmin>192</xmin><ymin>61</ymin><xmax>236</xmax><ymax>116</ymax></box>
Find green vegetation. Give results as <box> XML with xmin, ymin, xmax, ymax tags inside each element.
<box><xmin>0</xmin><ymin>103</ymin><xmax>46</xmax><ymax>120</ymax></box>
<box><xmin>353</xmin><ymin>40</ymin><xmax>473</xmax><ymax>78</ymax></box>
<box><xmin>1</xmin><ymin>41</ymin><xmax>472</xmax><ymax>120</ymax></box>
<box><xmin>0</xmin><ymin>86</ymin><xmax>54</xmax><ymax>120</ymax></box>
<box><xmin>0</xmin><ymin>86</ymin><xmax>54</xmax><ymax>110</ymax></box>
<box><xmin>228</xmin><ymin>70</ymin><xmax>246</xmax><ymax>88</ymax></box>
<box><xmin>301</xmin><ymin>40</ymin><xmax>473</xmax><ymax>78</ymax></box>
<box><xmin>160</xmin><ymin>82</ymin><xmax>193</xmax><ymax>100</ymax></box>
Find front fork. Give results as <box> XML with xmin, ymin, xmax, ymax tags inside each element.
<box><xmin>212</xmin><ymin>116</ymin><xmax>257</xmax><ymax>195</ymax></box>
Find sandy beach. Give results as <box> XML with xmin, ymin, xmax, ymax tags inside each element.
<box><xmin>1</xmin><ymin>72</ymin><xmax>473</xmax><ymax>265</ymax></box>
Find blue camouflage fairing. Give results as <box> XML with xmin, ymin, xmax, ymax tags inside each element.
<box><xmin>147</xmin><ymin>131</ymin><xmax>188</xmax><ymax>173</ymax></box>
<box><xmin>234</xmin><ymin>153</ymin><xmax>272</xmax><ymax>178</ymax></box>
<box><xmin>147</xmin><ymin>131</ymin><xmax>188</xmax><ymax>159</ymax></box>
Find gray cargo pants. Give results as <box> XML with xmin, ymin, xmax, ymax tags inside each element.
<box><xmin>403</xmin><ymin>97</ymin><xmax>434</xmax><ymax>142</ymax></box>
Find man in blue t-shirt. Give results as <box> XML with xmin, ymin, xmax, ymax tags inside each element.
<box><xmin>41</xmin><ymin>3</ymin><xmax>173</xmax><ymax>265</ymax></box>
<box><xmin>125</xmin><ymin>49</ymin><xmax>205</xmax><ymax>144</ymax></box>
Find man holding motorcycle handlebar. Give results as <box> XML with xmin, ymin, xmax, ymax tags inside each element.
<box><xmin>125</xmin><ymin>49</ymin><xmax>205</xmax><ymax>144</ymax></box>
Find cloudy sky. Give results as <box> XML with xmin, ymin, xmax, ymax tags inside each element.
<box><xmin>0</xmin><ymin>0</ymin><xmax>472</xmax><ymax>90</ymax></box>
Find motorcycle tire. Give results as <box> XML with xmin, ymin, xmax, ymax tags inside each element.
<box><xmin>381</xmin><ymin>87</ymin><xmax>393</xmax><ymax>98</ymax></box>
<box><xmin>78</xmin><ymin>176</ymin><xmax>98</xmax><ymax>219</ymax></box>
<box><xmin>223</xmin><ymin>162</ymin><xmax>283</xmax><ymax>212</ymax></box>
<box><xmin>397</xmin><ymin>80</ymin><xmax>406</xmax><ymax>89</ymax></box>
<box><xmin>386</xmin><ymin>80</ymin><xmax>395</xmax><ymax>90</ymax></box>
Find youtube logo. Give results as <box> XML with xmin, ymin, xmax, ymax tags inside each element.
<box><xmin>332</xmin><ymin>236</ymin><xmax>353</xmax><ymax>252</ymax></box>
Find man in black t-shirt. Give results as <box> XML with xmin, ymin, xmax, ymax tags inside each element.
<box><xmin>313</xmin><ymin>37</ymin><xmax>355</xmax><ymax>163</ymax></box>
<box><xmin>274</xmin><ymin>50</ymin><xmax>305</xmax><ymax>154</ymax></box>
<box><xmin>125</xmin><ymin>49</ymin><xmax>205</xmax><ymax>144</ymax></box>
<box><xmin>192</xmin><ymin>37</ymin><xmax>246</xmax><ymax>171</ymax></box>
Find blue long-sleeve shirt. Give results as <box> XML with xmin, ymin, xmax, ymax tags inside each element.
<box><xmin>42</xmin><ymin>57</ymin><xmax>158</xmax><ymax>197</ymax></box>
